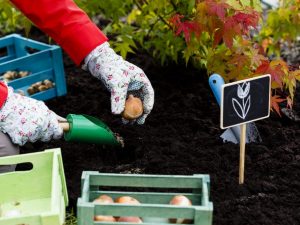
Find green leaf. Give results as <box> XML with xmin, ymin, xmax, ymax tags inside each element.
<box><xmin>23</xmin><ymin>17</ymin><xmax>32</xmax><ymax>37</ymax></box>
<box><xmin>188</xmin><ymin>0</ymin><xmax>195</xmax><ymax>14</ymax></box>
<box><xmin>127</xmin><ymin>8</ymin><xmax>141</xmax><ymax>24</ymax></box>
<box><xmin>226</xmin><ymin>0</ymin><xmax>243</xmax><ymax>9</ymax></box>
<box><xmin>226</xmin><ymin>0</ymin><xmax>262</xmax><ymax>11</ymax></box>
<box><xmin>113</xmin><ymin>41</ymin><xmax>135</xmax><ymax>59</ymax></box>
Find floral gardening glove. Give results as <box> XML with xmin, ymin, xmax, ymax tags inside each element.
<box><xmin>0</xmin><ymin>85</ymin><xmax>64</xmax><ymax>146</ymax></box>
<box><xmin>82</xmin><ymin>42</ymin><xmax>154</xmax><ymax>124</ymax></box>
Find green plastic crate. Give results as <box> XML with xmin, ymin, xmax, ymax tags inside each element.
<box><xmin>77</xmin><ymin>172</ymin><xmax>213</xmax><ymax>225</ymax></box>
<box><xmin>0</xmin><ymin>148</ymin><xmax>68</xmax><ymax>225</ymax></box>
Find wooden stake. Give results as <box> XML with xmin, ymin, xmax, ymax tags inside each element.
<box><xmin>239</xmin><ymin>123</ymin><xmax>247</xmax><ymax>184</ymax></box>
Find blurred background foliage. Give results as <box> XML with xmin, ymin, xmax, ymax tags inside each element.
<box><xmin>0</xmin><ymin>0</ymin><xmax>299</xmax><ymax>113</ymax></box>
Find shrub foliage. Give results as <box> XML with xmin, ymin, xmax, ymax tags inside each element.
<box><xmin>1</xmin><ymin>0</ymin><xmax>300</xmax><ymax>114</ymax></box>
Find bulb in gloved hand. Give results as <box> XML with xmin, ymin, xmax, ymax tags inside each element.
<box><xmin>122</xmin><ymin>95</ymin><xmax>143</xmax><ymax>120</ymax></box>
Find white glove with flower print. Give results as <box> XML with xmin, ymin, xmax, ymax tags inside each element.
<box><xmin>83</xmin><ymin>42</ymin><xmax>154</xmax><ymax>124</ymax></box>
<box><xmin>0</xmin><ymin>85</ymin><xmax>64</xmax><ymax>146</ymax></box>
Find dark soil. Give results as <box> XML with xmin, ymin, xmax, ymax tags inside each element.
<box><xmin>18</xmin><ymin>29</ymin><xmax>300</xmax><ymax>225</ymax></box>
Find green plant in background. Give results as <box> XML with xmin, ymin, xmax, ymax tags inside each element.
<box><xmin>170</xmin><ymin>0</ymin><xmax>262</xmax><ymax>78</ymax></box>
<box><xmin>167</xmin><ymin>0</ymin><xmax>300</xmax><ymax>114</ymax></box>
<box><xmin>75</xmin><ymin>0</ymin><xmax>186</xmax><ymax>63</ymax></box>
<box><xmin>256</xmin><ymin>0</ymin><xmax>300</xmax><ymax>111</ymax></box>
<box><xmin>0</xmin><ymin>0</ymin><xmax>31</xmax><ymax>35</ymax></box>
<box><xmin>74</xmin><ymin>0</ymin><xmax>263</xmax><ymax>68</ymax></box>
<box><xmin>74</xmin><ymin>0</ymin><xmax>300</xmax><ymax>114</ymax></box>
<box><xmin>258</xmin><ymin>0</ymin><xmax>300</xmax><ymax>57</ymax></box>
<box><xmin>1</xmin><ymin>0</ymin><xmax>300</xmax><ymax>114</ymax></box>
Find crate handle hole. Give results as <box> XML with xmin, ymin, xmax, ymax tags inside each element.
<box><xmin>15</xmin><ymin>162</ymin><xmax>33</xmax><ymax>171</ymax></box>
<box><xmin>0</xmin><ymin>47</ymin><xmax>8</xmax><ymax>58</ymax></box>
<box><xmin>25</xmin><ymin>46</ymin><xmax>40</xmax><ymax>54</ymax></box>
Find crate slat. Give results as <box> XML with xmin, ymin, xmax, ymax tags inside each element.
<box><xmin>94</xmin><ymin>223</ymin><xmax>188</xmax><ymax>225</ymax></box>
<box><xmin>0</xmin><ymin>55</ymin><xmax>14</xmax><ymax>64</ymax></box>
<box><xmin>90</xmin><ymin>173</ymin><xmax>204</xmax><ymax>189</ymax></box>
<box><xmin>90</xmin><ymin>191</ymin><xmax>202</xmax><ymax>205</ymax></box>
<box><xmin>0</xmin><ymin>35</ymin><xmax>14</xmax><ymax>49</ymax></box>
<box><xmin>94</xmin><ymin>204</ymin><xmax>196</xmax><ymax>218</ymax></box>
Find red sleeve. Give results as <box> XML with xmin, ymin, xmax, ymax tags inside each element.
<box><xmin>0</xmin><ymin>82</ymin><xmax>8</xmax><ymax>109</ymax></box>
<box><xmin>10</xmin><ymin>0</ymin><xmax>108</xmax><ymax>66</ymax></box>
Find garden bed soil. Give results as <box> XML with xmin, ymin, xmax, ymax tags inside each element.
<box><xmin>18</xmin><ymin>30</ymin><xmax>300</xmax><ymax>225</ymax></box>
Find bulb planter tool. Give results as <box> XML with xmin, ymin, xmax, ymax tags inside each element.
<box><xmin>60</xmin><ymin>114</ymin><xmax>121</xmax><ymax>146</ymax></box>
<box><xmin>209</xmin><ymin>74</ymin><xmax>262</xmax><ymax>144</ymax></box>
<box><xmin>59</xmin><ymin>95</ymin><xmax>143</xmax><ymax>146</ymax></box>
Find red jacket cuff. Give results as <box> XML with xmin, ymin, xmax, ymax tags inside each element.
<box><xmin>61</xmin><ymin>23</ymin><xmax>108</xmax><ymax>66</ymax></box>
<box><xmin>0</xmin><ymin>82</ymin><xmax>8</xmax><ymax>109</ymax></box>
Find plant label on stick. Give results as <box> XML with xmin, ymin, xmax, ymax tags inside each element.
<box><xmin>220</xmin><ymin>74</ymin><xmax>271</xmax><ymax>184</ymax></box>
<box><xmin>220</xmin><ymin>75</ymin><xmax>271</xmax><ymax>129</ymax></box>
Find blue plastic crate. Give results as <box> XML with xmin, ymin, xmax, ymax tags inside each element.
<box><xmin>0</xmin><ymin>34</ymin><xmax>67</xmax><ymax>101</ymax></box>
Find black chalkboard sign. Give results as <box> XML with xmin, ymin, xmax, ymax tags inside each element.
<box><xmin>221</xmin><ymin>74</ymin><xmax>271</xmax><ymax>129</ymax></box>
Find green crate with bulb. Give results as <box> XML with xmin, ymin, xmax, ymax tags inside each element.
<box><xmin>0</xmin><ymin>148</ymin><xmax>68</xmax><ymax>225</ymax></box>
<box><xmin>77</xmin><ymin>172</ymin><xmax>213</xmax><ymax>225</ymax></box>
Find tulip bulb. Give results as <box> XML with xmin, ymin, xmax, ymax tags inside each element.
<box><xmin>94</xmin><ymin>215</ymin><xmax>116</xmax><ymax>222</ymax></box>
<box><xmin>115</xmin><ymin>196</ymin><xmax>140</xmax><ymax>205</ymax></box>
<box><xmin>118</xmin><ymin>216</ymin><xmax>143</xmax><ymax>223</ymax></box>
<box><xmin>122</xmin><ymin>95</ymin><xmax>143</xmax><ymax>120</ymax></box>
<box><xmin>93</xmin><ymin>194</ymin><xmax>114</xmax><ymax>204</ymax></box>
<box><xmin>93</xmin><ymin>195</ymin><xmax>115</xmax><ymax>222</ymax></box>
<box><xmin>169</xmin><ymin>195</ymin><xmax>193</xmax><ymax>224</ymax></box>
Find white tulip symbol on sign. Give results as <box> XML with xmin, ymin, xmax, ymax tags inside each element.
<box><xmin>232</xmin><ymin>82</ymin><xmax>251</xmax><ymax>119</ymax></box>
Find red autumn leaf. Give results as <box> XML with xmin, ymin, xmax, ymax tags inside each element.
<box><xmin>272</xmin><ymin>65</ymin><xmax>285</xmax><ymax>87</ymax></box>
<box><xmin>255</xmin><ymin>60</ymin><xmax>270</xmax><ymax>74</ymax></box>
<box><xmin>271</xmin><ymin>95</ymin><xmax>286</xmax><ymax>116</ymax></box>
<box><xmin>223</xmin><ymin>17</ymin><xmax>240</xmax><ymax>48</ymax></box>
<box><xmin>183</xmin><ymin>21</ymin><xmax>202</xmax><ymax>42</ymax></box>
<box><xmin>211</xmin><ymin>18</ymin><xmax>225</xmax><ymax>46</ymax></box>
<box><xmin>169</xmin><ymin>14</ymin><xmax>184</xmax><ymax>28</ymax></box>
<box><xmin>233</xmin><ymin>11</ymin><xmax>259</xmax><ymax>34</ymax></box>
<box><xmin>216</xmin><ymin>10</ymin><xmax>259</xmax><ymax>48</ymax></box>
<box><xmin>169</xmin><ymin>14</ymin><xmax>202</xmax><ymax>43</ymax></box>
<box><xmin>206</xmin><ymin>0</ymin><xmax>230</xmax><ymax>20</ymax></box>
<box><xmin>229</xmin><ymin>53</ymin><xmax>249</xmax><ymax>71</ymax></box>
<box><xmin>255</xmin><ymin>60</ymin><xmax>284</xmax><ymax>88</ymax></box>
<box><xmin>213</xmin><ymin>26</ymin><xmax>224</xmax><ymax>47</ymax></box>
<box><xmin>250</xmin><ymin>48</ymin><xmax>266</xmax><ymax>67</ymax></box>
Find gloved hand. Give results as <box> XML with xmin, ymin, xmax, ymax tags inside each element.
<box><xmin>0</xmin><ymin>85</ymin><xmax>64</xmax><ymax>146</ymax></box>
<box><xmin>83</xmin><ymin>42</ymin><xmax>154</xmax><ymax>124</ymax></box>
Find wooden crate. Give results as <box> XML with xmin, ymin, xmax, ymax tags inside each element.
<box><xmin>0</xmin><ymin>34</ymin><xmax>67</xmax><ymax>101</ymax></box>
<box><xmin>0</xmin><ymin>148</ymin><xmax>68</xmax><ymax>225</ymax></box>
<box><xmin>77</xmin><ymin>172</ymin><xmax>213</xmax><ymax>225</ymax></box>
